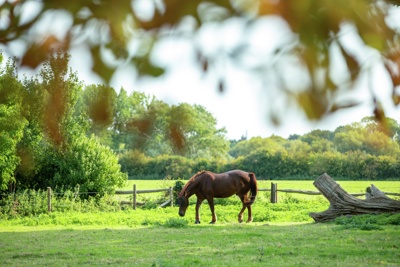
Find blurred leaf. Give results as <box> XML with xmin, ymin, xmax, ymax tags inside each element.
<box><xmin>373</xmin><ymin>99</ymin><xmax>389</xmax><ymax>134</ymax></box>
<box><xmin>325</xmin><ymin>74</ymin><xmax>336</xmax><ymax>91</ymax></box>
<box><xmin>218</xmin><ymin>78</ymin><xmax>225</xmax><ymax>93</ymax></box>
<box><xmin>296</xmin><ymin>90</ymin><xmax>326</xmax><ymax>120</ymax></box>
<box><xmin>133</xmin><ymin>57</ymin><xmax>165</xmax><ymax>77</ymax></box>
<box><xmin>136</xmin><ymin>0</ymin><xmax>235</xmax><ymax>30</ymax></box>
<box><xmin>21</xmin><ymin>35</ymin><xmax>66</xmax><ymax>68</ymax></box>
<box><xmin>384</xmin><ymin>50</ymin><xmax>400</xmax><ymax>87</ymax></box>
<box><xmin>43</xmin><ymin>88</ymin><xmax>65</xmax><ymax>146</ymax></box>
<box><xmin>338</xmin><ymin>43</ymin><xmax>359</xmax><ymax>81</ymax></box>
<box><xmin>329</xmin><ymin>101</ymin><xmax>360</xmax><ymax>113</ymax></box>
<box><xmin>386</xmin><ymin>64</ymin><xmax>400</xmax><ymax>87</ymax></box>
<box><xmin>126</xmin><ymin>112</ymin><xmax>157</xmax><ymax>148</ymax></box>
<box><xmin>91</xmin><ymin>45</ymin><xmax>114</xmax><ymax>83</ymax></box>
<box><xmin>88</xmin><ymin>85</ymin><xmax>115</xmax><ymax>127</ymax></box>
<box><xmin>392</xmin><ymin>94</ymin><xmax>400</xmax><ymax>106</ymax></box>
<box><xmin>168</xmin><ymin>122</ymin><xmax>186</xmax><ymax>153</ymax></box>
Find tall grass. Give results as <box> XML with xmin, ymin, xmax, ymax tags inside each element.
<box><xmin>0</xmin><ymin>189</ymin><xmax>121</xmax><ymax>219</ymax></box>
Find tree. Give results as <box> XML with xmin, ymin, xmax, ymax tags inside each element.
<box><xmin>333</xmin><ymin>128</ymin><xmax>365</xmax><ymax>153</ymax></box>
<box><xmin>76</xmin><ymin>84</ymin><xmax>116</xmax><ymax>147</ymax></box>
<box><xmin>39</xmin><ymin>52</ymin><xmax>82</xmax><ymax>148</ymax></box>
<box><xmin>166</xmin><ymin>103</ymin><xmax>230</xmax><ymax>159</ymax></box>
<box><xmin>0</xmin><ymin>52</ymin><xmax>128</xmax><ymax>194</ymax></box>
<box><xmin>2</xmin><ymin>0</ymin><xmax>400</xmax><ymax>134</ymax></box>
<box><xmin>0</xmin><ymin>57</ymin><xmax>27</xmax><ymax>190</ymax></box>
<box><xmin>229</xmin><ymin>136</ymin><xmax>284</xmax><ymax>158</ymax></box>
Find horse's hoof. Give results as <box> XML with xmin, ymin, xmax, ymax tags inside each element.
<box><xmin>209</xmin><ymin>221</ymin><xmax>216</xmax><ymax>224</ymax></box>
<box><xmin>195</xmin><ymin>220</ymin><xmax>201</xmax><ymax>224</ymax></box>
<box><xmin>238</xmin><ymin>219</ymin><xmax>243</xmax><ymax>223</ymax></box>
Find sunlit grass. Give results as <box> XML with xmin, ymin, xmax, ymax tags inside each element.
<box><xmin>1</xmin><ymin>223</ymin><xmax>399</xmax><ymax>266</ymax></box>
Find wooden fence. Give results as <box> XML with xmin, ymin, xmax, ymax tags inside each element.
<box><xmin>264</xmin><ymin>182</ymin><xmax>400</xmax><ymax>203</ymax></box>
<box><xmin>45</xmin><ymin>185</ymin><xmax>173</xmax><ymax>212</ymax></box>
<box><xmin>44</xmin><ymin>182</ymin><xmax>399</xmax><ymax>212</ymax></box>
<box><xmin>115</xmin><ymin>185</ymin><xmax>173</xmax><ymax>210</ymax></box>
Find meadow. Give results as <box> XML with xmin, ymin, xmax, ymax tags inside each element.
<box><xmin>1</xmin><ymin>179</ymin><xmax>399</xmax><ymax>266</ymax></box>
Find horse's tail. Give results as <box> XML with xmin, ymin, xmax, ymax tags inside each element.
<box><xmin>247</xmin><ymin>172</ymin><xmax>258</xmax><ymax>205</ymax></box>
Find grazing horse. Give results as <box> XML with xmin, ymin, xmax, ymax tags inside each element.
<box><xmin>177</xmin><ymin>170</ymin><xmax>258</xmax><ymax>224</ymax></box>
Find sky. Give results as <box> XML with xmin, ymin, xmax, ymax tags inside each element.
<box><xmin>4</xmin><ymin>4</ymin><xmax>400</xmax><ymax>140</ymax></box>
<box><xmin>68</xmin><ymin>14</ymin><xmax>400</xmax><ymax>140</ymax></box>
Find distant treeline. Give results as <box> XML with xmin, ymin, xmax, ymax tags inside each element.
<box><xmin>120</xmin><ymin>132</ymin><xmax>400</xmax><ymax>181</ymax></box>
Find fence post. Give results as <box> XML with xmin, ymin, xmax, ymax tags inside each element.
<box><xmin>47</xmin><ymin>187</ymin><xmax>52</xmax><ymax>212</ymax></box>
<box><xmin>270</xmin><ymin>182</ymin><xmax>278</xmax><ymax>203</ymax></box>
<box><xmin>133</xmin><ymin>184</ymin><xmax>137</xmax><ymax>210</ymax></box>
<box><xmin>169</xmin><ymin>187</ymin><xmax>173</xmax><ymax>207</ymax></box>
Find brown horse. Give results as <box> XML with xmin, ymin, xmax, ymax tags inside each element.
<box><xmin>177</xmin><ymin>170</ymin><xmax>258</xmax><ymax>224</ymax></box>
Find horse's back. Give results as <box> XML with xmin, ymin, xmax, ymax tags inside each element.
<box><xmin>206</xmin><ymin>170</ymin><xmax>253</xmax><ymax>197</ymax></box>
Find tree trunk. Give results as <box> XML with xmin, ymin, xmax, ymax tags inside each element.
<box><xmin>309</xmin><ymin>173</ymin><xmax>400</xmax><ymax>223</ymax></box>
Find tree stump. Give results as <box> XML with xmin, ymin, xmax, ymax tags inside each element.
<box><xmin>309</xmin><ymin>173</ymin><xmax>400</xmax><ymax>222</ymax></box>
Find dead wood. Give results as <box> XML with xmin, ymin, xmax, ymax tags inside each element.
<box><xmin>309</xmin><ymin>173</ymin><xmax>400</xmax><ymax>222</ymax></box>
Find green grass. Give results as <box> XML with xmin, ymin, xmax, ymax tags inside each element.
<box><xmin>1</xmin><ymin>180</ymin><xmax>399</xmax><ymax>266</ymax></box>
<box><xmin>1</xmin><ymin>222</ymin><xmax>399</xmax><ymax>266</ymax></box>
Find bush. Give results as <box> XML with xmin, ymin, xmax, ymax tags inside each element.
<box><xmin>35</xmin><ymin>135</ymin><xmax>127</xmax><ymax>197</ymax></box>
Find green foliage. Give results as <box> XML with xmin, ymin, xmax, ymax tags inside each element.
<box><xmin>162</xmin><ymin>218</ymin><xmax>189</xmax><ymax>228</ymax></box>
<box><xmin>36</xmin><ymin>135</ymin><xmax>127</xmax><ymax>196</ymax></box>
<box><xmin>0</xmin><ymin>189</ymin><xmax>122</xmax><ymax>220</ymax></box>
<box><xmin>0</xmin><ymin>52</ymin><xmax>128</xmax><ymax>196</ymax></box>
<box><xmin>335</xmin><ymin>213</ymin><xmax>400</xmax><ymax>230</ymax></box>
<box><xmin>173</xmin><ymin>180</ymin><xmax>185</xmax><ymax>199</ymax></box>
<box><xmin>0</xmin><ymin>57</ymin><xmax>28</xmax><ymax>190</ymax></box>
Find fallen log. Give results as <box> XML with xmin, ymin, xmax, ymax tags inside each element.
<box><xmin>309</xmin><ymin>173</ymin><xmax>400</xmax><ymax>222</ymax></box>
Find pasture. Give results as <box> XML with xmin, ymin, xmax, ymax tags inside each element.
<box><xmin>1</xmin><ymin>222</ymin><xmax>399</xmax><ymax>266</ymax></box>
<box><xmin>1</xmin><ymin>179</ymin><xmax>399</xmax><ymax>266</ymax></box>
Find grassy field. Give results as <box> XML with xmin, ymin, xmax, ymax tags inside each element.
<box><xmin>1</xmin><ymin>180</ymin><xmax>399</xmax><ymax>266</ymax></box>
<box><xmin>1</xmin><ymin>222</ymin><xmax>399</xmax><ymax>266</ymax></box>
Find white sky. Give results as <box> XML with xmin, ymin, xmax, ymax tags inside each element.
<box><xmin>69</xmin><ymin>15</ymin><xmax>400</xmax><ymax>140</ymax></box>
<box><xmin>3</xmin><ymin>4</ymin><xmax>400</xmax><ymax>140</ymax></box>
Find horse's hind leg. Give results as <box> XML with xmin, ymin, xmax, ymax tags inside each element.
<box><xmin>238</xmin><ymin>203</ymin><xmax>246</xmax><ymax>223</ymax></box>
<box><xmin>246</xmin><ymin>205</ymin><xmax>253</xmax><ymax>223</ymax></box>
<box><xmin>238</xmin><ymin>195</ymin><xmax>246</xmax><ymax>223</ymax></box>
<box><xmin>206</xmin><ymin>197</ymin><xmax>217</xmax><ymax>224</ymax></box>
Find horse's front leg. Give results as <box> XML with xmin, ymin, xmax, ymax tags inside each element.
<box><xmin>206</xmin><ymin>197</ymin><xmax>217</xmax><ymax>224</ymax></box>
<box><xmin>195</xmin><ymin>197</ymin><xmax>203</xmax><ymax>224</ymax></box>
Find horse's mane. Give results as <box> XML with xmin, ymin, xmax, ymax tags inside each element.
<box><xmin>179</xmin><ymin>171</ymin><xmax>206</xmax><ymax>196</ymax></box>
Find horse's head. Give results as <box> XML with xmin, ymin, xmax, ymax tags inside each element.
<box><xmin>177</xmin><ymin>194</ymin><xmax>189</xmax><ymax>217</ymax></box>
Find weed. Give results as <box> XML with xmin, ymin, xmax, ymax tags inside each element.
<box><xmin>335</xmin><ymin>215</ymin><xmax>385</xmax><ymax>230</ymax></box>
<box><xmin>258</xmin><ymin>246</ymin><xmax>265</xmax><ymax>262</ymax></box>
<box><xmin>162</xmin><ymin>218</ymin><xmax>188</xmax><ymax>228</ymax></box>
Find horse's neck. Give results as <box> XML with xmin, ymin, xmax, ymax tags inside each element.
<box><xmin>185</xmin><ymin>178</ymin><xmax>200</xmax><ymax>197</ymax></box>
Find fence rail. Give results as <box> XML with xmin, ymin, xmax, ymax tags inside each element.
<box><xmin>115</xmin><ymin>184</ymin><xmax>173</xmax><ymax>210</ymax></box>
<box><xmin>262</xmin><ymin>182</ymin><xmax>400</xmax><ymax>203</ymax></box>
<box><xmin>4</xmin><ymin>182</ymin><xmax>399</xmax><ymax>212</ymax></box>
